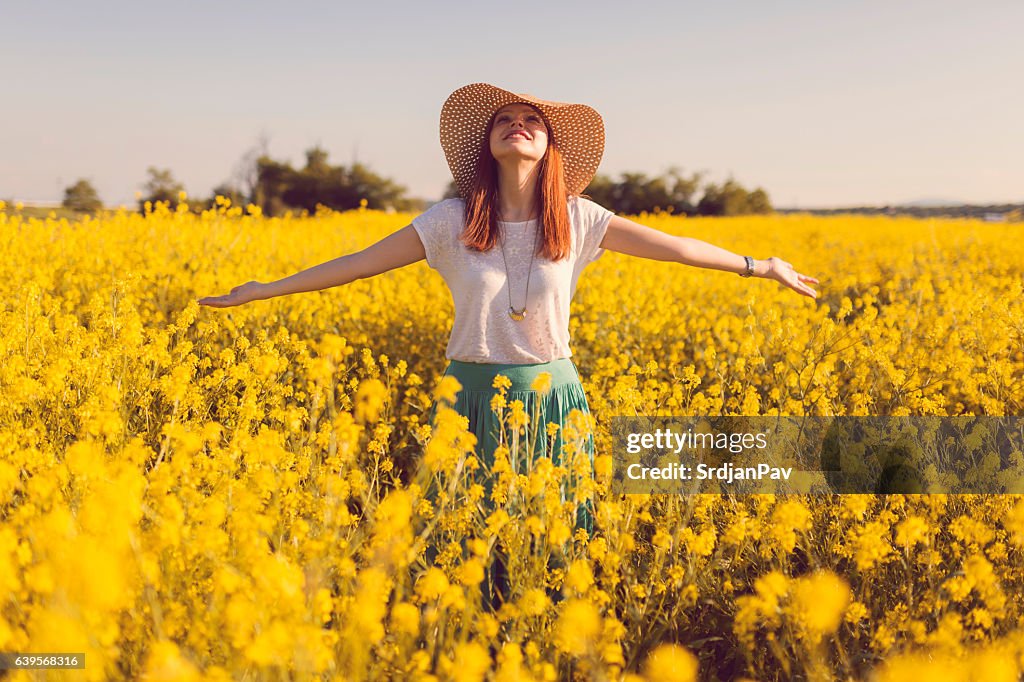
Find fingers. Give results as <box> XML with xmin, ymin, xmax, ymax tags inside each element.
<box><xmin>198</xmin><ymin>295</ymin><xmax>231</xmax><ymax>308</ymax></box>
<box><xmin>768</xmin><ymin>258</ymin><xmax>819</xmax><ymax>298</ymax></box>
<box><xmin>781</xmin><ymin>272</ymin><xmax>817</xmax><ymax>299</ymax></box>
<box><xmin>798</xmin><ymin>279</ymin><xmax>817</xmax><ymax>298</ymax></box>
<box><xmin>791</xmin><ymin>283</ymin><xmax>816</xmax><ymax>299</ymax></box>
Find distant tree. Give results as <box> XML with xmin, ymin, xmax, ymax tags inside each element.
<box><xmin>581</xmin><ymin>174</ymin><xmax>614</xmax><ymax>207</ymax></box>
<box><xmin>231</xmin><ymin>132</ymin><xmax>271</xmax><ymax>205</ymax></box>
<box><xmin>253</xmin><ymin>147</ymin><xmax>413</xmax><ymax>216</ymax></box>
<box><xmin>139</xmin><ymin>167</ymin><xmax>185</xmax><ymax>211</ymax></box>
<box><xmin>177</xmin><ymin>182</ymin><xmax>245</xmax><ymax>213</ymax></box>
<box><xmin>612</xmin><ymin>171</ymin><xmax>658</xmax><ymax>215</ymax></box>
<box><xmin>209</xmin><ymin>182</ymin><xmax>245</xmax><ymax>207</ymax></box>
<box><xmin>697</xmin><ymin>177</ymin><xmax>773</xmax><ymax>216</ymax></box>
<box><xmin>345</xmin><ymin>161</ymin><xmax>408</xmax><ymax>209</ymax></box>
<box><xmin>253</xmin><ymin>155</ymin><xmax>292</xmax><ymax>217</ymax></box>
<box><xmin>746</xmin><ymin>187</ymin><xmax>772</xmax><ymax>214</ymax></box>
<box><xmin>442</xmin><ymin>180</ymin><xmax>461</xmax><ymax>200</ymax></box>
<box><xmin>434</xmin><ymin>166</ymin><xmax>768</xmax><ymax>217</ymax></box>
<box><xmin>582</xmin><ymin>167</ymin><xmax>705</xmax><ymax>215</ymax></box>
<box><xmin>62</xmin><ymin>179</ymin><xmax>103</xmax><ymax>213</ymax></box>
<box><xmin>404</xmin><ymin>197</ymin><xmax>430</xmax><ymax>212</ymax></box>
<box><xmin>663</xmin><ymin>166</ymin><xmax>704</xmax><ymax>214</ymax></box>
<box><xmin>696</xmin><ymin>182</ymin><xmax>726</xmax><ymax>216</ymax></box>
<box><xmin>305</xmin><ymin>146</ymin><xmax>331</xmax><ymax>175</ymax></box>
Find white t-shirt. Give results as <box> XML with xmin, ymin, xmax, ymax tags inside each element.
<box><xmin>412</xmin><ymin>195</ymin><xmax>615</xmax><ymax>364</ymax></box>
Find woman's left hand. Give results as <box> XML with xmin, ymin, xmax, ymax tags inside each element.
<box><xmin>763</xmin><ymin>257</ymin><xmax>819</xmax><ymax>299</ymax></box>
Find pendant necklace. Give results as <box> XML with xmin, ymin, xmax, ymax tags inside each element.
<box><xmin>498</xmin><ymin>217</ymin><xmax>541</xmax><ymax>321</ymax></box>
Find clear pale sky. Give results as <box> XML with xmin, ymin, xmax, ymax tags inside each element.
<box><xmin>2</xmin><ymin>0</ymin><xmax>1020</xmax><ymax>209</ymax></box>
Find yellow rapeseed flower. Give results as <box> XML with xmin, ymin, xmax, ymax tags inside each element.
<box><xmin>895</xmin><ymin>515</ymin><xmax>929</xmax><ymax>549</ymax></box>
<box><xmin>434</xmin><ymin>375</ymin><xmax>463</xmax><ymax>404</ymax></box>
<box><xmin>530</xmin><ymin>372</ymin><xmax>552</xmax><ymax>395</ymax></box>
<box><xmin>555</xmin><ymin>599</ymin><xmax>601</xmax><ymax>656</ymax></box>
<box><xmin>415</xmin><ymin>568</ymin><xmax>450</xmax><ymax>602</ymax></box>
<box><xmin>143</xmin><ymin>640</ymin><xmax>203</xmax><ymax>681</ymax></box>
<box><xmin>354</xmin><ymin>377</ymin><xmax>388</xmax><ymax>423</ymax></box>
<box><xmin>390</xmin><ymin>602</ymin><xmax>420</xmax><ymax>636</ymax></box>
<box><xmin>563</xmin><ymin>560</ymin><xmax>594</xmax><ymax>596</ymax></box>
<box><xmin>788</xmin><ymin>571</ymin><xmax>851</xmax><ymax>643</ymax></box>
<box><xmin>519</xmin><ymin>588</ymin><xmax>550</xmax><ymax>617</ymax></box>
<box><xmin>642</xmin><ymin>644</ymin><xmax>698</xmax><ymax>682</ymax></box>
<box><xmin>459</xmin><ymin>558</ymin><xmax>485</xmax><ymax>587</ymax></box>
<box><xmin>451</xmin><ymin>642</ymin><xmax>490</xmax><ymax>682</ymax></box>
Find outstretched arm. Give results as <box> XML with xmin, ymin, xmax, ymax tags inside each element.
<box><xmin>599</xmin><ymin>214</ymin><xmax>819</xmax><ymax>299</ymax></box>
<box><xmin>198</xmin><ymin>224</ymin><xmax>427</xmax><ymax>308</ymax></box>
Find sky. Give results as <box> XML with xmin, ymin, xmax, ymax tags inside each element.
<box><xmin>2</xmin><ymin>0</ymin><xmax>1020</xmax><ymax>209</ymax></box>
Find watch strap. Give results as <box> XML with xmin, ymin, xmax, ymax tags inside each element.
<box><xmin>739</xmin><ymin>255</ymin><xmax>755</xmax><ymax>277</ymax></box>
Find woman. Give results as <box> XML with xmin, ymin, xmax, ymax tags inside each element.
<box><xmin>199</xmin><ymin>82</ymin><xmax>818</xmax><ymax>609</ymax></box>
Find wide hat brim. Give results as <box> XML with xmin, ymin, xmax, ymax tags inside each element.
<box><xmin>439</xmin><ymin>82</ymin><xmax>605</xmax><ymax>200</ymax></box>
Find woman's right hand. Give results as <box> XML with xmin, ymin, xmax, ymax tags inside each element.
<box><xmin>198</xmin><ymin>281</ymin><xmax>267</xmax><ymax>308</ymax></box>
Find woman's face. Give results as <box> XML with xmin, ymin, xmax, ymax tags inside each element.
<box><xmin>488</xmin><ymin>103</ymin><xmax>549</xmax><ymax>165</ymax></box>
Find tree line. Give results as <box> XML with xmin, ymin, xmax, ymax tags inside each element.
<box><xmin>60</xmin><ymin>145</ymin><xmax>774</xmax><ymax>217</ymax></box>
<box><xmin>441</xmin><ymin>166</ymin><xmax>772</xmax><ymax>217</ymax></box>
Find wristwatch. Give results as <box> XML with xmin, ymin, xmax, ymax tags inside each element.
<box><xmin>739</xmin><ymin>255</ymin><xmax>755</xmax><ymax>278</ymax></box>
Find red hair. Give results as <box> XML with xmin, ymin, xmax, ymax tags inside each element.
<box><xmin>459</xmin><ymin>107</ymin><xmax>573</xmax><ymax>262</ymax></box>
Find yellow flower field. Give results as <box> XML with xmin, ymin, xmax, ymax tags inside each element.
<box><xmin>1</xmin><ymin>200</ymin><xmax>1023</xmax><ymax>681</ymax></box>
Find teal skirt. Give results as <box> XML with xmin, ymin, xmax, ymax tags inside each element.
<box><xmin>424</xmin><ymin>357</ymin><xmax>597</xmax><ymax>610</ymax></box>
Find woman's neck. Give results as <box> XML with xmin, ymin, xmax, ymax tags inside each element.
<box><xmin>496</xmin><ymin>162</ymin><xmax>541</xmax><ymax>221</ymax></box>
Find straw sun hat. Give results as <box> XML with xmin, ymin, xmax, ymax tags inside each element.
<box><xmin>439</xmin><ymin>82</ymin><xmax>606</xmax><ymax>200</ymax></box>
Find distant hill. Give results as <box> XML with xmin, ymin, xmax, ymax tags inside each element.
<box><xmin>898</xmin><ymin>198</ymin><xmax>965</xmax><ymax>208</ymax></box>
<box><xmin>776</xmin><ymin>202</ymin><xmax>1022</xmax><ymax>222</ymax></box>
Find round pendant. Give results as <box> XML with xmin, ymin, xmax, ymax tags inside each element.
<box><xmin>509</xmin><ymin>307</ymin><xmax>526</xmax><ymax>321</ymax></box>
